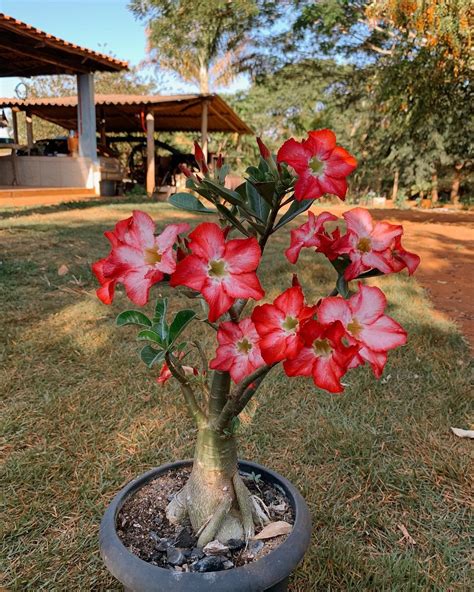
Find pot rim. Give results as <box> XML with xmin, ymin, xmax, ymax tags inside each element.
<box><xmin>100</xmin><ymin>459</ymin><xmax>312</xmax><ymax>592</ymax></box>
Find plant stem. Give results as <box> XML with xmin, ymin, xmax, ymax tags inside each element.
<box><xmin>208</xmin><ymin>370</ymin><xmax>231</xmax><ymax>423</ymax></box>
<box><xmin>212</xmin><ymin>364</ymin><xmax>275</xmax><ymax>432</ymax></box>
<box><xmin>259</xmin><ymin>197</ymin><xmax>281</xmax><ymax>251</ymax></box>
<box><xmin>165</xmin><ymin>352</ymin><xmax>206</xmax><ymax>427</ymax></box>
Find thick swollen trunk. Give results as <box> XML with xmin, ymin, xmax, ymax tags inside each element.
<box><xmin>167</xmin><ymin>427</ymin><xmax>256</xmax><ymax>545</ymax></box>
<box><xmin>166</xmin><ymin>372</ymin><xmax>257</xmax><ymax>546</ymax></box>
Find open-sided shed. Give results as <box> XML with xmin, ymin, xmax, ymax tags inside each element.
<box><xmin>0</xmin><ymin>12</ymin><xmax>129</xmax><ymax>203</ymax></box>
<box><xmin>0</xmin><ymin>93</ymin><xmax>252</xmax><ymax>195</ymax></box>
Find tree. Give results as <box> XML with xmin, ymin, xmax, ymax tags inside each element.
<box><xmin>129</xmin><ymin>0</ymin><xmax>263</xmax><ymax>92</ymax></box>
<box><xmin>289</xmin><ymin>0</ymin><xmax>473</xmax><ymax>201</ymax></box>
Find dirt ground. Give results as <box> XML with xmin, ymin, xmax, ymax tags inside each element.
<box><xmin>321</xmin><ymin>206</ymin><xmax>474</xmax><ymax>351</ymax></box>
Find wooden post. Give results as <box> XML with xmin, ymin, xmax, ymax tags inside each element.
<box><xmin>26</xmin><ymin>110</ymin><xmax>34</xmax><ymax>153</ymax></box>
<box><xmin>11</xmin><ymin>109</ymin><xmax>19</xmax><ymax>144</ymax></box>
<box><xmin>201</xmin><ymin>100</ymin><xmax>209</xmax><ymax>160</ymax></box>
<box><xmin>146</xmin><ymin>110</ymin><xmax>155</xmax><ymax>197</ymax></box>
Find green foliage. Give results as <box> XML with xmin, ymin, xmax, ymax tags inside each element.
<box><xmin>168</xmin><ymin>193</ymin><xmax>215</xmax><ymax>213</ymax></box>
<box><xmin>117</xmin><ymin>297</ymin><xmax>197</xmax><ymax>367</ymax></box>
<box><xmin>116</xmin><ymin>310</ymin><xmax>152</xmax><ymax>328</ymax></box>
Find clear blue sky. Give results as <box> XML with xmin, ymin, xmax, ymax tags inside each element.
<box><xmin>0</xmin><ymin>0</ymin><xmax>146</xmax><ymax>96</ymax></box>
<box><xmin>0</xmin><ymin>0</ymin><xmax>249</xmax><ymax>97</ymax></box>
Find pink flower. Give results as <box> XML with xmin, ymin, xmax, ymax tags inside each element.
<box><xmin>277</xmin><ymin>129</ymin><xmax>357</xmax><ymax>201</ymax></box>
<box><xmin>283</xmin><ymin>320</ymin><xmax>359</xmax><ymax>393</ymax></box>
<box><xmin>252</xmin><ymin>285</ymin><xmax>316</xmax><ymax>364</ymax></box>
<box><xmin>317</xmin><ymin>283</ymin><xmax>407</xmax><ymax>378</ymax></box>
<box><xmin>92</xmin><ymin>257</ymin><xmax>116</xmax><ymax>305</ymax></box>
<box><xmin>93</xmin><ymin>210</ymin><xmax>189</xmax><ymax>306</ymax></box>
<box><xmin>285</xmin><ymin>210</ymin><xmax>338</xmax><ymax>264</ymax></box>
<box><xmin>390</xmin><ymin>235</ymin><xmax>420</xmax><ymax>275</ymax></box>
<box><xmin>339</xmin><ymin>208</ymin><xmax>415</xmax><ymax>280</ymax></box>
<box><xmin>210</xmin><ymin>318</ymin><xmax>265</xmax><ymax>384</ymax></box>
<box><xmin>170</xmin><ymin>222</ymin><xmax>264</xmax><ymax>322</ymax></box>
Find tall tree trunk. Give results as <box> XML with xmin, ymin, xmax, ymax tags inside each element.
<box><xmin>431</xmin><ymin>171</ymin><xmax>438</xmax><ymax>204</ymax></box>
<box><xmin>199</xmin><ymin>59</ymin><xmax>210</xmax><ymax>94</ymax></box>
<box><xmin>450</xmin><ymin>164</ymin><xmax>463</xmax><ymax>205</ymax></box>
<box><xmin>391</xmin><ymin>169</ymin><xmax>399</xmax><ymax>201</ymax></box>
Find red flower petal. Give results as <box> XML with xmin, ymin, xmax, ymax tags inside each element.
<box><xmin>277</xmin><ymin>138</ymin><xmax>311</xmax><ymax>173</ymax></box>
<box><xmin>324</xmin><ymin>146</ymin><xmax>358</xmax><ymax>177</ymax></box>
<box><xmin>170</xmin><ymin>255</ymin><xmax>208</xmax><ymax>291</ymax></box>
<box><xmin>319</xmin><ymin>175</ymin><xmax>348</xmax><ymax>200</ymax></box>
<box><xmin>224</xmin><ymin>237</ymin><xmax>262</xmax><ymax>273</ymax></box>
<box><xmin>188</xmin><ymin>222</ymin><xmax>225</xmax><ymax>260</ymax></box>
<box><xmin>294</xmin><ymin>171</ymin><xmax>323</xmax><ymax>201</ymax></box>
<box><xmin>302</xmin><ymin>129</ymin><xmax>337</xmax><ymax>160</ymax></box>
<box><xmin>224</xmin><ymin>273</ymin><xmax>265</xmax><ymax>300</ymax></box>
<box><xmin>202</xmin><ymin>281</ymin><xmax>235</xmax><ymax>322</ymax></box>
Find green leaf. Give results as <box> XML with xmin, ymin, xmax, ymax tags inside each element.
<box><xmin>140</xmin><ymin>345</ymin><xmax>165</xmax><ymax>368</ymax></box>
<box><xmin>116</xmin><ymin>310</ymin><xmax>152</xmax><ymax>328</ymax></box>
<box><xmin>246</xmin><ymin>181</ymin><xmax>271</xmax><ymax>223</ymax></box>
<box><xmin>169</xmin><ymin>309</ymin><xmax>196</xmax><ymax>344</ymax></box>
<box><xmin>274</xmin><ymin>198</ymin><xmax>313</xmax><ymax>231</ymax></box>
<box><xmin>202</xmin><ymin>179</ymin><xmax>243</xmax><ymax>206</ymax></box>
<box><xmin>137</xmin><ymin>329</ymin><xmax>164</xmax><ymax>345</ymax></box>
<box><xmin>253</xmin><ymin>181</ymin><xmax>276</xmax><ymax>204</ymax></box>
<box><xmin>153</xmin><ymin>298</ymin><xmax>169</xmax><ymax>341</ymax></box>
<box><xmin>336</xmin><ymin>274</ymin><xmax>350</xmax><ymax>299</ymax></box>
<box><xmin>215</xmin><ymin>203</ymin><xmax>251</xmax><ymax>237</ymax></box>
<box><xmin>169</xmin><ymin>192</ymin><xmax>215</xmax><ymax>213</ymax></box>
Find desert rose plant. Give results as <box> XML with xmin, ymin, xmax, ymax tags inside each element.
<box><xmin>93</xmin><ymin>130</ymin><xmax>420</xmax><ymax>547</ymax></box>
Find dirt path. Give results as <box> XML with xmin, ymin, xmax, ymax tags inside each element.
<box><xmin>317</xmin><ymin>206</ymin><xmax>474</xmax><ymax>350</ymax></box>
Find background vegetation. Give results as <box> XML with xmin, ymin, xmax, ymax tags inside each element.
<box><xmin>12</xmin><ymin>0</ymin><xmax>473</xmax><ymax>204</ymax></box>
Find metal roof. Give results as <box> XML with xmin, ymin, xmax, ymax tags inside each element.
<box><xmin>0</xmin><ymin>13</ymin><xmax>128</xmax><ymax>77</ymax></box>
<box><xmin>0</xmin><ymin>94</ymin><xmax>253</xmax><ymax>134</ymax></box>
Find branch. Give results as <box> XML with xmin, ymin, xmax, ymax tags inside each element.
<box><xmin>212</xmin><ymin>364</ymin><xmax>276</xmax><ymax>432</ymax></box>
<box><xmin>165</xmin><ymin>352</ymin><xmax>206</xmax><ymax>426</ymax></box>
<box><xmin>364</xmin><ymin>41</ymin><xmax>393</xmax><ymax>56</ymax></box>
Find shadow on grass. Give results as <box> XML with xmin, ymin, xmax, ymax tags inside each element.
<box><xmin>0</xmin><ymin>194</ymin><xmax>152</xmax><ymax>220</ymax></box>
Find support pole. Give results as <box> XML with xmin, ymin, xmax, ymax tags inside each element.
<box><xmin>26</xmin><ymin>110</ymin><xmax>34</xmax><ymax>153</ymax></box>
<box><xmin>201</xmin><ymin>100</ymin><xmax>209</xmax><ymax>160</ymax></box>
<box><xmin>99</xmin><ymin>108</ymin><xmax>106</xmax><ymax>145</ymax></box>
<box><xmin>77</xmin><ymin>73</ymin><xmax>99</xmax><ymax>193</ymax></box>
<box><xmin>146</xmin><ymin>110</ymin><xmax>155</xmax><ymax>197</ymax></box>
<box><xmin>11</xmin><ymin>109</ymin><xmax>19</xmax><ymax>144</ymax></box>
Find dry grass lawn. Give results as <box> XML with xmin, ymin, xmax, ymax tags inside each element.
<box><xmin>1</xmin><ymin>199</ymin><xmax>472</xmax><ymax>590</ymax></box>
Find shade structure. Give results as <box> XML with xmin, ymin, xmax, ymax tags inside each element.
<box><xmin>0</xmin><ymin>13</ymin><xmax>128</xmax><ymax>77</ymax></box>
<box><xmin>0</xmin><ymin>94</ymin><xmax>253</xmax><ymax>135</ymax></box>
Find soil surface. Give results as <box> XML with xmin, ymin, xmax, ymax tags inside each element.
<box><xmin>117</xmin><ymin>466</ymin><xmax>294</xmax><ymax>573</ymax></box>
<box><xmin>319</xmin><ymin>206</ymin><xmax>474</xmax><ymax>351</ymax></box>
